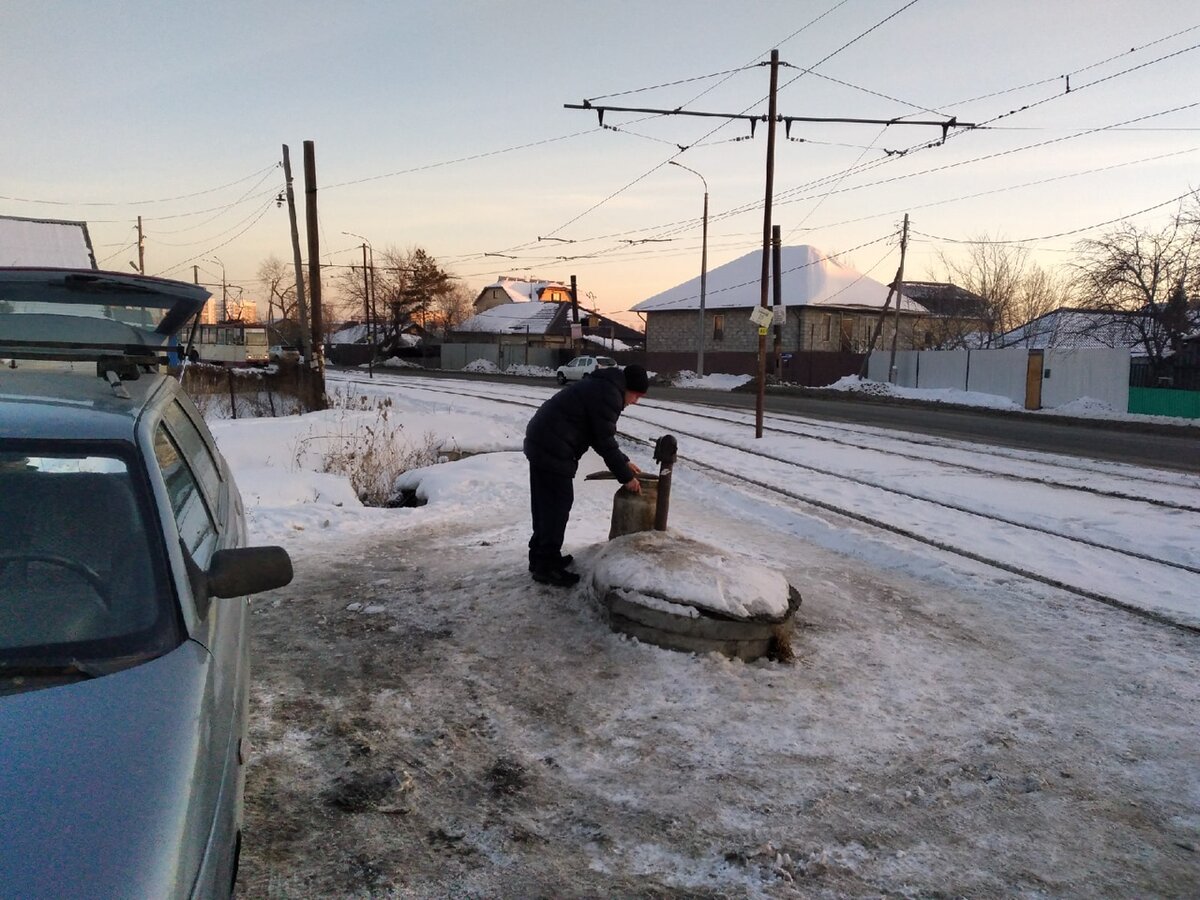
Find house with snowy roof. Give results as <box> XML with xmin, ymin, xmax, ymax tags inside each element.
<box><xmin>472</xmin><ymin>276</ymin><xmax>574</xmax><ymax>313</ymax></box>
<box><xmin>456</xmin><ymin>277</ymin><xmax>643</xmax><ymax>348</ymax></box>
<box><xmin>994</xmin><ymin>308</ymin><xmax>1148</xmax><ymax>351</ymax></box>
<box><xmin>632</xmin><ymin>244</ymin><xmax>931</xmax><ymax>381</ymax></box>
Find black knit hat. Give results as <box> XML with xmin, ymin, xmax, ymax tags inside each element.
<box><xmin>624</xmin><ymin>364</ymin><xmax>649</xmax><ymax>393</ymax></box>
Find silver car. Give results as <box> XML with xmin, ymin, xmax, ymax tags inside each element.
<box><xmin>0</xmin><ymin>268</ymin><xmax>293</xmax><ymax>898</ymax></box>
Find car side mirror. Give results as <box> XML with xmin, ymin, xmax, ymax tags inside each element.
<box><xmin>207</xmin><ymin>546</ymin><xmax>294</xmax><ymax>598</ymax></box>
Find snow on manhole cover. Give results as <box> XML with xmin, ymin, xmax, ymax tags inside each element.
<box><xmin>590</xmin><ymin>531</ymin><xmax>801</xmax><ymax>662</ymax></box>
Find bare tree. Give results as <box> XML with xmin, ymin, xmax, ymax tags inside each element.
<box><xmin>1071</xmin><ymin>202</ymin><xmax>1200</xmax><ymax>377</ymax></box>
<box><xmin>258</xmin><ymin>255</ymin><xmax>304</xmax><ymax>324</ymax></box>
<box><xmin>331</xmin><ymin>245</ymin><xmax>459</xmax><ymax>345</ymax></box>
<box><xmin>427</xmin><ymin>281</ymin><xmax>476</xmax><ymax>336</ymax></box>
<box><xmin>934</xmin><ymin>236</ymin><xmax>1069</xmax><ymax>345</ymax></box>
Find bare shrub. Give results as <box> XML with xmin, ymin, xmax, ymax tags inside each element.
<box><xmin>291</xmin><ymin>388</ymin><xmax>442</xmax><ymax>506</ymax></box>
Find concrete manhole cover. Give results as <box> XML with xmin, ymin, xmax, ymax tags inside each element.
<box><xmin>590</xmin><ymin>531</ymin><xmax>801</xmax><ymax>662</ymax></box>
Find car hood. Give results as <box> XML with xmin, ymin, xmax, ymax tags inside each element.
<box><xmin>0</xmin><ymin>641</ymin><xmax>215</xmax><ymax>898</ymax></box>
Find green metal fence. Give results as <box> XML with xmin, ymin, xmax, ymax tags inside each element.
<box><xmin>1127</xmin><ymin>386</ymin><xmax>1200</xmax><ymax>419</ymax></box>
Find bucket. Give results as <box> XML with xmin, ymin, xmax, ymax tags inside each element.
<box><xmin>608</xmin><ymin>473</ymin><xmax>659</xmax><ymax>539</ymax></box>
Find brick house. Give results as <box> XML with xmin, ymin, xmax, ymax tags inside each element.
<box><xmin>633</xmin><ymin>245</ymin><xmax>930</xmax><ymax>382</ymax></box>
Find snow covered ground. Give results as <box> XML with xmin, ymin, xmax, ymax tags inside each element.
<box><xmin>217</xmin><ymin>372</ymin><xmax>1200</xmax><ymax>897</ymax></box>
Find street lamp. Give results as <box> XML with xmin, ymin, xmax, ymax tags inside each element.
<box><xmin>669</xmin><ymin>161</ymin><xmax>709</xmax><ymax>376</ymax></box>
<box><xmin>206</xmin><ymin>257</ymin><xmax>227</xmax><ymax>322</ymax></box>
<box><xmin>341</xmin><ymin>231</ymin><xmax>376</xmax><ymax>376</ymax></box>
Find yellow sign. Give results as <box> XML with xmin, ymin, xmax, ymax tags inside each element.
<box><xmin>758</xmin><ymin>326</ymin><xmax>768</xmax><ymax>335</ymax></box>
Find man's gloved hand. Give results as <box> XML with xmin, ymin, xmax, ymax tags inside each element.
<box><xmin>628</xmin><ymin>461</ymin><xmax>642</xmax><ymax>474</ymax></box>
<box><xmin>624</xmin><ymin>476</ymin><xmax>642</xmax><ymax>494</ymax></box>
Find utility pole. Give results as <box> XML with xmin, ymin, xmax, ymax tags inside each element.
<box><xmin>755</xmin><ymin>49</ymin><xmax>780</xmax><ymax>439</ymax></box>
<box><xmin>565</xmin><ymin>55</ymin><xmax>972</xmax><ymax>437</ymax></box>
<box><xmin>772</xmin><ymin>225</ymin><xmax>783</xmax><ymax>377</ymax></box>
<box><xmin>668</xmin><ymin>160</ymin><xmax>708</xmax><ymax>376</ymax></box>
<box><xmin>303</xmin><ymin>140</ymin><xmax>327</xmax><ymax>408</ymax></box>
<box><xmin>136</xmin><ymin>216</ymin><xmax>145</xmax><ymax>274</ymax></box>
<box><xmin>570</xmin><ymin>274</ymin><xmax>581</xmax><ymax>355</ymax></box>
<box><xmin>887</xmin><ymin>213</ymin><xmax>910</xmax><ymax>384</ymax></box>
<box><xmin>359</xmin><ymin>242</ymin><xmax>373</xmax><ymax>378</ymax></box>
<box><xmin>282</xmin><ymin>144</ymin><xmax>312</xmax><ymax>365</ymax></box>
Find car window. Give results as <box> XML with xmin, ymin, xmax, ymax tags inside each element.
<box><xmin>597</xmin><ymin>357</ymin><xmax>617</xmax><ymax>367</ymax></box>
<box><xmin>153</xmin><ymin>425</ymin><xmax>219</xmax><ymax>568</ymax></box>
<box><xmin>162</xmin><ymin>400</ymin><xmax>223</xmax><ymax>513</ymax></box>
<box><xmin>0</xmin><ymin>446</ymin><xmax>178</xmax><ymax>677</ymax></box>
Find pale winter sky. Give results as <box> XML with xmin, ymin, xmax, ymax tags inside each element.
<box><xmin>4</xmin><ymin>1</ymin><xmax>1200</xmax><ymax>325</ymax></box>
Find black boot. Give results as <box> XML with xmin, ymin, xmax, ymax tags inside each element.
<box><xmin>528</xmin><ymin>554</ymin><xmax>573</xmax><ymax>573</ymax></box>
<box><xmin>531</xmin><ymin>567</ymin><xmax>581</xmax><ymax>587</ymax></box>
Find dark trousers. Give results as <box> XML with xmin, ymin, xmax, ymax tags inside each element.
<box><xmin>528</xmin><ymin>466</ymin><xmax>573</xmax><ymax>571</ymax></box>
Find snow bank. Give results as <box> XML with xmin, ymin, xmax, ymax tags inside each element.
<box><xmin>591</xmin><ymin>530</ymin><xmax>792</xmax><ymax>620</ymax></box>
<box><xmin>824</xmin><ymin>376</ymin><xmax>1022</xmax><ymax>410</ymax></box>
<box><xmin>504</xmin><ymin>364</ymin><xmax>556</xmax><ymax>378</ymax></box>
<box><xmin>672</xmin><ymin>371</ymin><xmax>753</xmax><ymax>391</ymax></box>
<box><xmin>463</xmin><ymin>358</ymin><xmax>500</xmax><ymax>373</ymax></box>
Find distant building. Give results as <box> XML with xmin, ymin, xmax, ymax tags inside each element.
<box><xmin>631</xmin><ymin>245</ymin><xmax>934</xmax><ymax>380</ymax></box>
<box><xmin>995</xmin><ymin>308</ymin><xmax>1147</xmax><ymax>350</ymax></box>
<box><xmin>898</xmin><ymin>281</ymin><xmax>990</xmax><ymax>348</ymax></box>
<box><xmin>472</xmin><ymin>276</ymin><xmax>573</xmax><ymax>313</ymax></box>
<box><xmin>456</xmin><ymin>275</ymin><xmax>642</xmax><ymax>350</ymax></box>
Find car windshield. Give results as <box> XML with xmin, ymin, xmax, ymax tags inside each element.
<box><xmin>0</xmin><ymin>445</ymin><xmax>179</xmax><ymax>686</ymax></box>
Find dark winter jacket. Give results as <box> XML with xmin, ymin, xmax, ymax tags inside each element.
<box><xmin>523</xmin><ymin>367</ymin><xmax>636</xmax><ymax>482</ymax></box>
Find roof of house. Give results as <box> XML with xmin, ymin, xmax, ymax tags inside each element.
<box><xmin>633</xmin><ymin>245</ymin><xmax>928</xmax><ymax>313</ymax></box>
<box><xmin>898</xmin><ymin>281</ymin><xmax>986</xmax><ymax>316</ymax></box>
<box><xmin>454</xmin><ymin>300</ymin><xmax>566</xmax><ymax>335</ymax></box>
<box><xmin>481</xmin><ymin>276</ymin><xmax>570</xmax><ymax>304</ymax></box>
<box><xmin>996</xmin><ymin>308</ymin><xmax>1148</xmax><ymax>351</ymax></box>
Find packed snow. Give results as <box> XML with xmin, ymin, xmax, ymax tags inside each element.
<box><xmin>213</xmin><ymin>370</ymin><xmax>1200</xmax><ymax>897</ymax></box>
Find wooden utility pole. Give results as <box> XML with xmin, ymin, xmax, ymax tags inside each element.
<box><xmin>887</xmin><ymin>213</ymin><xmax>910</xmax><ymax>384</ymax></box>
<box><xmin>282</xmin><ymin>145</ymin><xmax>312</xmax><ymax>363</ymax></box>
<box><xmin>755</xmin><ymin>49</ymin><xmax>780</xmax><ymax>440</ymax></box>
<box><xmin>303</xmin><ymin>140</ymin><xmax>327</xmax><ymax>408</ymax></box>
<box><xmin>136</xmin><ymin>216</ymin><xmax>145</xmax><ymax>274</ymax></box>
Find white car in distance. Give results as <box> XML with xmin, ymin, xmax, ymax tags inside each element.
<box><xmin>555</xmin><ymin>355</ymin><xmax>617</xmax><ymax>385</ymax></box>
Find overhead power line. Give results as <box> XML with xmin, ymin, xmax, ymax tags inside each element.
<box><xmin>0</xmin><ymin>163</ymin><xmax>279</xmax><ymax>207</ymax></box>
<box><xmin>911</xmin><ymin>188</ymin><xmax>1200</xmax><ymax>245</ymax></box>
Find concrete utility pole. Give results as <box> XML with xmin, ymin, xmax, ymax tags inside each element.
<box><xmin>565</xmin><ymin>55</ymin><xmax>972</xmax><ymax>438</ymax></box>
<box><xmin>282</xmin><ymin>145</ymin><xmax>312</xmax><ymax>364</ymax></box>
<box><xmin>136</xmin><ymin>216</ymin><xmax>145</xmax><ymax>274</ymax></box>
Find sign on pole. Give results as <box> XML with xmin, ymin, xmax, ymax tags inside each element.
<box><xmin>749</xmin><ymin>305</ymin><xmax>774</xmax><ymax>328</ymax></box>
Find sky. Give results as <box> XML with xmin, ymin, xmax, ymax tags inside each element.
<box><xmin>4</xmin><ymin>1</ymin><xmax>1200</xmax><ymax>326</ymax></box>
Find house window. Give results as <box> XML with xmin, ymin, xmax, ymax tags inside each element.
<box><xmin>822</xmin><ymin>314</ymin><xmax>832</xmax><ymax>343</ymax></box>
<box><xmin>713</xmin><ymin>314</ymin><xmax>725</xmax><ymax>342</ymax></box>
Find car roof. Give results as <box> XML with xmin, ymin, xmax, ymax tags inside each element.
<box><xmin>0</xmin><ymin>366</ymin><xmax>167</xmax><ymax>443</ymax></box>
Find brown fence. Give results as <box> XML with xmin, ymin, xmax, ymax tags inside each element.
<box><xmin>176</xmin><ymin>360</ymin><xmax>320</xmax><ymax>418</ymax></box>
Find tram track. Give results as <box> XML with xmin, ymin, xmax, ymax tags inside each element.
<box><xmin>334</xmin><ymin>372</ymin><xmax>1200</xmax><ymax>633</ymax></box>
